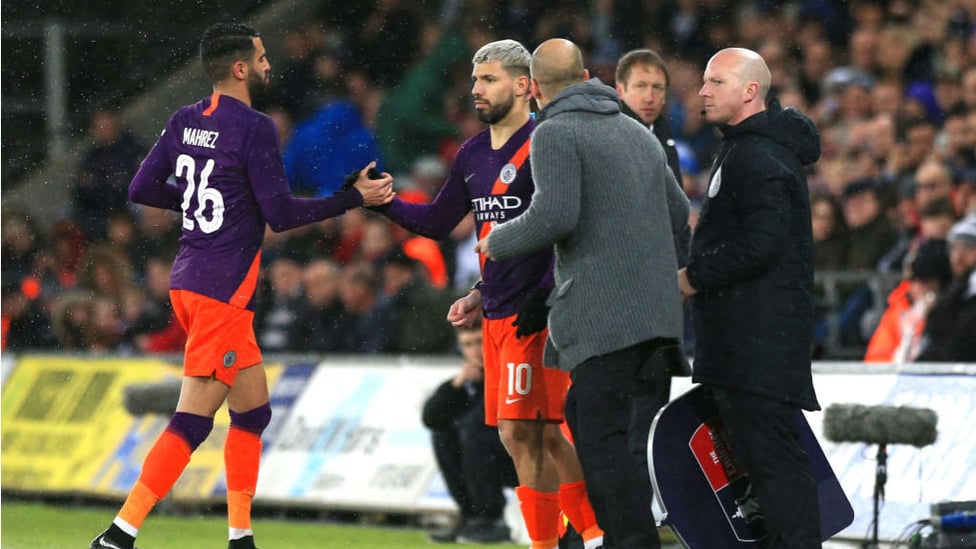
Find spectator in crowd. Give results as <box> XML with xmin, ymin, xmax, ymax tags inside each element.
<box><xmin>812</xmin><ymin>193</ymin><xmax>851</xmax><ymax>272</ymax></box>
<box><xmin>32</xmin><ymin>219</ymin><xmax>86</xmax><ymax>296</ymax></box>
<box><xmin>890</xmin><ymin>117</ymin><xmax>939</xmax><ymax>192</ymax></box>
<box><xmin>917</xmin><ymin>214</ymin><xmax>976</xmax><ymax>362</ymax></box>
<box><xmin>1</xmin><ymin>212</ymin><xmax>43</xmax><ymax>283</ymax></box>
<box><xmin>379</xmin><ymin>247</ymin><xmax>456</xmax><ymax>354</ymax></box>
<box><xmin>290</xmin><ymin>259</ymin><xmax>346</xmax><ymax>352</ymax></box>
<box><xmin>821</xmin><ymin>179</ymin><xmax>901</xmax><ymax>347</ymax></box>
<box><xmin>253</xmin><ymin>255</ymin><xmax>306</xmax><ymax>353</ymax></box>
<box><xmin>865</xmin><ymin>238</ymin><xmax>952</xmax><ymax>363</ymax></box>
<box><xmin>104</xmin><ymin>211</ymin><xmax>146</xmax><ymax>277</ymax></box>
<box><xmin>125</xmin><ymin>256</ymin><xmax>186</xmax><ymax>354</ymax></box>
<box><xmin>1</xmin><ymin>282</ymin><xmax>58</xmax><ymax>351</ymax></box>
<box><xmin>357</xmin><ymin>215</ymin><xmax>396</xmax><ymax>266</ymax></box>
<box><xmin>336</xmin><ymin>261</ymin><xmax>394</xmax><ymax>353</ymax></box>
<box><xmin>919</xmin><ymin>198</ymin><xmax>961</xmax><ymax>241</ymax></box>
<box><xmin>938</xmin><ymin>105</ymin><xmax>976</xmax><ymax>178</ymax></box>
<box><xmin>282</xmin><ymin>63</ymin><xmax>385</xmax><ymax>198</ymax></box>
<box><xmin>51</xmin><ymin>291</ymin><xmax>96</xmax><ymax>350</ymax></box>
<box><xmin>77</xmin><ymin>245</ymin><xmax>135</xmax><ymax>302</ymax></box>
<box><xmin>423</xmin><ymin>319</ymin><xmax>516</xmax><ymax>544</ymax></box>
<box><xmin>843</xmin><ymin>179</ymin><xmax>901</xmax><ymax>270</ymax></box>
<box><xmin>879</xmin><ymin>162</ymin><xmax>957</xmax><ymax>274</ymax></box>
<box><xmin>914</xmin><ymin>158</ymin><xmax>956</xmax><ymax>210</ymax></box>
<box><xmin>72</xmin><ymin>108</ymin><xmax>144</xmax><ymax>241</ymax></box>
<box><xmin>89</xmin><ymin>296</ymin><xmax>127</xmax><ymax>353</ymax></box>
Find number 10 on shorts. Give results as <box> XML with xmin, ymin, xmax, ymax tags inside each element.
<box><xmin>506</xmin><ymin>362</ymin><xmax>533</xmax><ymax>399</ymax></box>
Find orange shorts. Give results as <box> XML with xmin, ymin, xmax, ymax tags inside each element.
<box><xmin>170</xmin><ymin>289</ymin><xmax>262</xmax><ymax>387</ymax></box>
<box><xmin>482</xmin><ymin>314</ymin><xmax>570</xmax><ymax>426</ymax></box>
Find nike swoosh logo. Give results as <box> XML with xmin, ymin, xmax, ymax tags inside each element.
<box><xmin>505</xmin><ymin>397</ymin><xmax>523</xmax><ymax>404</ymax></box>
<box><xmin>94</xmin><ymin>535</ymin><xmax>126</xmax><ymax>549</ymax></box>
<box><xmin>464</xmin><ymin>173</ymin><xmax>475</xmax><ymax>183</ymax></box>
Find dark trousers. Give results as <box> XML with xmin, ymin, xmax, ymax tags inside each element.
<box><xmin>430</xmin><ymin>404</ymin><xmax>516</xmax><ymax>520</ymax></box>
<box><xmin>708</xmin><ymin>386</ymin><xmax>822</xmax><ymax>549</ymax></box>
<box><xmin>566</xmin><ymin>339</ymin><xmax>673</xmax><ymax>549</ymax></box>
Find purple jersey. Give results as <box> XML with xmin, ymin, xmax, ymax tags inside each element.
<box><xmin>380</xmin><ymin>119</ymin><xmax>553</xmax><ymax>318</ymax></box>
<box><xmin>129</xmin><ymin>93</ymin><xmax>362</xmax><ymax>309</ymax></box>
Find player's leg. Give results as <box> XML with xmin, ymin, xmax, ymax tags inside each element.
<box><xmin>486</xmin><ymin>316</ymin><xmax>561</xmax><ymax>549</ymax></box>
<box><xmin>498</xmin><ymin>418</ymin><xmax>561</xmax><ymax>549</ymax></box>
<box><xmin>224</xmin><ymin>364</ymin><xmax>271</xmax><ymax>549</ymax></box>
<box><xmin>92</xmin><ymin>376</ymin><xmax>228</xmax><ymax>549</ymax></box>
<box><xmin>92</xmin><ymin>290</ymin><xmax>243</xmax><ymax>549</ymax></box>
<box><xmin>543</xmin><ymin>423</ymin><xmax>604</xmax><ymax>549</ymax></box>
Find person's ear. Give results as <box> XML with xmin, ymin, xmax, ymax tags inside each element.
<box><xmin>516</xmin><ymin>75</ymin><xmax>530</xmax><ymax>98</ymax></box>
<box><xmin>530</xmin><ymin>79</ymin><xmax>541</xmax><ymax>102</ymax></box>
<box><xmin>233</xmin><ymin>61</ymin><xmax>247</xmax><ymax>80</ymax></box>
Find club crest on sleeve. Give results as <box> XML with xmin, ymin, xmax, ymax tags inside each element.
<box><xmin>500</xmin><ymin>163</ymin><xmax>517</xmax><ymax>185</ymax></box>
<box><xmin>708</xmin><ymin>166</ymin><xmax>723</xmax><ymax>198</ymax></box>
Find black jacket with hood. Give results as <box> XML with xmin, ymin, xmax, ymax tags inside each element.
<box><xmin>687</xmin><ymin>100</ymin><xmax>821</xmax><ymax>411</ymax></box>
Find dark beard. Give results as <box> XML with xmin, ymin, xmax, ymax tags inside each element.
<box><xmin>476</xmin><ymin>95</ymin><xmax>514</xmax><ymax>124</ymax></box>
<box><xmin>247</xmin><ymin>70</ymin><xmax>269</xmax><ymax>102</ymax></box>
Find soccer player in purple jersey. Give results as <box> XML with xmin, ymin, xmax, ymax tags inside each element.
<box><xmin>373</xmin><ymin>40</ymin><xmax>603</xmax><ymax>549</ymax></box>
<box><xmin>90</xmin><ymin>23</ymin><xmax>393</xmax><ymax>549</ymax></box>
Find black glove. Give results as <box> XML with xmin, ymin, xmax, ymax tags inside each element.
<box><xmin>341</xmin><ymin>167</ymin><xmax>384</xmax><ymax>191</ymax></box>
<box><xmin>340</xmin><ymin>168</ymin><xmax>360</xmax><ymax>191</ymax></box>
<box><xmin>512</xmin><ymin>287</ymin><xmax>551</xmax><ymax>338</ymax></box>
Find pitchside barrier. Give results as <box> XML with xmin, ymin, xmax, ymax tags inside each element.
<box><xmin>1</xmin><ymin>354</ymin><xmax>973</xmax><ymax>542</ymax></box>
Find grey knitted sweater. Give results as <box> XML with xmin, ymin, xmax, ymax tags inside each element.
<box><xmin>486</xmin><ymin>79</ymin><xmax>690</xmax><ymax>370</ymax></box>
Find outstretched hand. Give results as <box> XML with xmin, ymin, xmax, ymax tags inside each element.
<box><xmin>354</xmin><ymin>162</ymin><xmax>395</xmax><ymax>206</ymax></box>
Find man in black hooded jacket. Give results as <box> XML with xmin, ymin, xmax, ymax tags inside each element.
<box><xmin>678</xmin><ymin>47</ymin><xmax>823</xmax><ymax>548</ymax></box>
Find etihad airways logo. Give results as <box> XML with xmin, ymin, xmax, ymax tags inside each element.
<box><xmin>471</xmin><ymin>195</ymin><xmax>523</xmax><ymax>222</ymax></box>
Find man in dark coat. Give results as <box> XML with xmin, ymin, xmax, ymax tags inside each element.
<box><xmin>678</xmin><ymin>47</ymin><xmax>823</xmax><ymax>549</ymax></box>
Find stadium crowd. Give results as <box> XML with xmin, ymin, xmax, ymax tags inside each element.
<box><xmin>2</xmin><ymin>0</ymin><xmax>976</xmax><ymax>362</ymax></box>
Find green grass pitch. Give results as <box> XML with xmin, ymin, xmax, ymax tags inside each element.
<box><xmin>0</xmin><ymin>501</ymin><xmax>528</xmax><ymax>549</ymax></box>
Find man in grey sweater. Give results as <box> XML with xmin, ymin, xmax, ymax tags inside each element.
<box><xmin>477</xmin><ymin>38</ymin><xmax>690</xmax><ymax>549</ymax></box>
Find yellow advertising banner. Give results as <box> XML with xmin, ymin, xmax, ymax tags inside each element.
<box><xmin>1</xmin><ymin>355</ymin><xmax>282</xmax><ymax>501</ymax></box>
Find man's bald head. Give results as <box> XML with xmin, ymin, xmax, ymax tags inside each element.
<box><xmin>699</xmin><ymin>47</ymin><xmax>772</xmax><ymax>125</ymax></box>
<box><xmin>711</xmin><ymin>48</ymin><xmax>772</xmax><ymax>101</ymax></box>
<box><xmin>531</xmin><ymin>39</ymin><xmax>586</xmax><ymax>95</ymax></box>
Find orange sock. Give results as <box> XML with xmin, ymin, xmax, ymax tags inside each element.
<box><xmin>559</xmin><ymin>481</ymin><xmax>603</xmax><ymax>542</ymax></box>
<box><xmin>117</xmin><ymin>429</ymin><xmax>192</xmax><ymax>530</ymax></box>
<box><xmin>225</xmin><ymin>426</ymin><xmax>262</xmax><ymax>536</ymax></box>
<box><xmin>516</xmin><ymin>485</ymin><xmax>560</xmax><ymax>549</ymax></box>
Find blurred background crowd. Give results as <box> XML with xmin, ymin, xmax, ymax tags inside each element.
<box><xmin>3</xmin><ymin>0</ymin><xmax>976</xmax><ymax>362</ymax></box>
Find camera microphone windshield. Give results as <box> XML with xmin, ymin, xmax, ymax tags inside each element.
<box><xmin>823</xmin><ymin>403</ymin><xmax>938</xmax><ymax>448</ymax></box>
